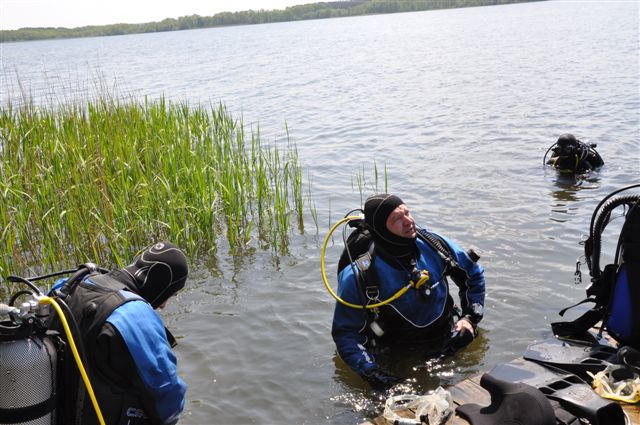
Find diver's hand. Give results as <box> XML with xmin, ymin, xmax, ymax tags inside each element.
<box><xmin>362</xmin><ymin>367</ymin><xmax>403</xmax><ymax>390</ymax></box>
<box><xmin>443</xmin><ymin>327</ymin><xmax>475</xmax><ymax>356</ymax></box>
<box><xmin>454</xmin><ymin>318</ymin><xmax>475</xmax><ymax>336</ymax></box>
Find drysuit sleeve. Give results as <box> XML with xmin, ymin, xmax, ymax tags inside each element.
<box><xmin>439</xmin><ymin>234</ymin><xmax>486</xmax><ymax>324</ymax></box>
<box><xmin>107</xmin><ymin>300</ymin><xmax>186</xmax><ymax>425</ymax></box>
<box><xmin>331</xmin><ymin>267</ymin><xmax>378</xmax><ymax>376</ymax></box>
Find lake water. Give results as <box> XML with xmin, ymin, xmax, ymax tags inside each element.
<box><xmin>1</xmin><ymin>1</ymin><xmax>639</xmax><ymax>424</ymax></box>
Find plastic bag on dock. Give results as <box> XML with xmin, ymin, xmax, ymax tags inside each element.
<box><xmin>588</xmin><ymin>364</ymin><xmax>640</xmax><ymax>404</ymax></box>
<box><xmin>382</xmin><ymin>386</ymin><xmax>452</xmax><ymax>425</ymax></box>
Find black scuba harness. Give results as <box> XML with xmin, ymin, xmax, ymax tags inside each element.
<box><xmin>345</xmin><ymin>227</ymin><xmax>481</xmax><ymax>338</ymax></box>
<box><xmin>353</xmin><ymin>230</ymin><xmax>458</xmax><ymax>302</ymax></box>
<box><xmin>543</xmin><ymin>139</ymin><xmax>603</xmax><ymax>173</ymax></box>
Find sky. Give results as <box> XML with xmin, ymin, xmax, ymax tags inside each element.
<box><xmin>0</xmin><ymin>0</ymin><xmax>313</xmax><ymax>31</ymax></box>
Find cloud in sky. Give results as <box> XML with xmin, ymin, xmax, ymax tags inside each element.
<box><xmin>0</xmin><ymin>0</ymin><xmax>312</xmax><ymax>30</ymax></box>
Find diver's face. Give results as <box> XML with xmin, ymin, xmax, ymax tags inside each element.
<box><xmin>559</xmin><ymin>145</ymin><xmax>576</xmax><ymax>155</ymax></box>
<box><xmin>386</xmin><ymin>204</ymin><xmax>416</xmax><ymax>238</ymax></box>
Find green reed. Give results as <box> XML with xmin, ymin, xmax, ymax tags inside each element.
<box><xmin>0</xmin><ymin>96</ymin><xmax>307</xmax><ymax>279</ymax></box>
<box><xmin>352</xmin><ymin>160</ymin><xmax>389</xmax><ymax>205</ymax></box>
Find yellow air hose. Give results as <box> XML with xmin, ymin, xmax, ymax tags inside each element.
<box><xmin>321</xmin><ymin>215</ymin><xmax>429</xmax><ymax>309</ymax></box>
<box><xmin>39</xmin><ymin>296</ymin><xmax>106</xmax><ymax>425</ymax></box>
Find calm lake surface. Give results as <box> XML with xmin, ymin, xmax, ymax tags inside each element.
<box><xmin>1</xmin><ymin>1</ymin><xmax>639</xmax><ymax>424</ymax></box>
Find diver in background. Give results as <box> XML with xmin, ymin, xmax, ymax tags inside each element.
<box><xmin>545</xmin><ymin>133</ymin><xmax>604</xmax><ymax>174</ymax></box>
<box><xmin>51</xmin><ymin>241</ymin><xmax>188</xmax><ymax>425</ymax></box>
<box><xmin>331</xmin><ymin>194</ymin><xmax>485</xmax><ymax>390</ymax></box>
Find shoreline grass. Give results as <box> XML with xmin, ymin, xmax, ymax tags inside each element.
<box><xmin>0</xmin><ymin>95</ymin><xmax>308</xmax><ymax>281</ymax></box>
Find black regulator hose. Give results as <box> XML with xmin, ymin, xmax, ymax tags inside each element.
<box><xmin>57</xmin><ymin>263</ymin><xmax>104</xmax><ymax>299</ymax></box>
<box><xmin>7</xmin><ymin>275</ymin><xmax>43</xmax><ymax>296</ymax></box>
<box><xmin>7</xmin><ymin>264</ymin><xmax>108</xmax><ymax>299</ymax></box>
<box><xmin>587</xmin><ymin>188</ymin><xmax>640</xmax><ymax>279</ymax></box>
<box><xmin>543</xmin><ymin>143</ymin><xmax>559</xmax><ymax>166</ymax></box>
<box><xmin>8</xmin><ymin>290</ymin><xmax>35</xmax><ymax>306</ymax></box>
<box><xmin>589</xmin><ymin>184</ymin><xmax>640</xmax><ymax>237</ymax></box>
<box><xmin>25</xmin><ymin>268</ymin><xmax>87</xmax><ymax>282</ymax></box>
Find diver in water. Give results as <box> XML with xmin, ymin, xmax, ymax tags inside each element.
<box><xmin>545</xmin><ymin>133</ymin><xmax>604</xmax><ymax>174</ymax></box>
<box><xmin>51</xmin><ymin>241</ymin><xmax>188</xmax><ymax>425</ymax></box>
<box><xmin>331</xmin><ymin>194</ymin><xmax>485</xmax><ymax>390</ymax></box>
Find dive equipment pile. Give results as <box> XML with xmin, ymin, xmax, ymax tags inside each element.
<box><xmin>552</xmin><ymin>184</ymin><xmax>640</xmax><ymax>351</ymax></box>
<box><xmin>453</xmin><ymin>186</ymin><xmax>639</xmax><ymax>425</ymax></box>
<box><xmin>0</xmin><ymin>265</ymin><xmax>107</xmax><ymax>425</ymax></box>
<box><xmin>455</xmin><ymin>341</ymin><xmax>633</xmax><ymax>425</ymax></box>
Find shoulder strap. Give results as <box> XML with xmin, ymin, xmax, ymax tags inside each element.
<box><xmin>354</xmin><ymin>243</ymin><xmax>380</xmax><ymax>303</ymax></box>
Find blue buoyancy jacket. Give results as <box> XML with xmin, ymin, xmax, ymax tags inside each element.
<box><xmin>331</xmin><ymin>233</ymin><xmax>485</xmax><ymax>376</ymax></box>
<box><xmin>51</xmin><ymin>274</ymin><xmax>186</xmax><ymax>425</ymax></box>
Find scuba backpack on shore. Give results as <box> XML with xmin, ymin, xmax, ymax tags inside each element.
<box><xmin>552</xmin><ymin>184</ymin><xmax>640</xmax><ymax>349</ymax></box>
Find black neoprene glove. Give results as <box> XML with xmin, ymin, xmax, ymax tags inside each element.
<box><xmin>362</xmin><ymin>367</ymin><xmax>403</xmax><ymax>390</ymax></box>
<box><xmin>442</xmin><ymin>328</ymin><xmax>474</xmax><ymax>356</ymax></box>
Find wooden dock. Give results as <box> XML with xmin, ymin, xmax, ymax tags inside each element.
<box><xmin>360</xmin><ymin>361</ymin><xmax>640</xmax><ymax>425</ymax></box>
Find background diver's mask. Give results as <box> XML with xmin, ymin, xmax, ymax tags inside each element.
<box><xmin>555</xmin><ymin>133</ymin><xmax>580</xmax><ymax>156</ymax></box>
<box><xmin>123</xmin><ymin>241</ymin><xmax>189</xmax><ymax>308</ymax></box>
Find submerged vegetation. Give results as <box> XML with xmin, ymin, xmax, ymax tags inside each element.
<box><xmin>1</xmin><ymin>0</ymin><xmax>543</xmax><ymax>43</ymax></box>
<box><xmin>0</xmin><ymin>96</ymin><xmax>308</xmax><ymax>279</ymax></box>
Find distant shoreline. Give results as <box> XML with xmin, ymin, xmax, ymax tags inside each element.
<box><xmin>0</xmin><ymin>0</ymin><xmax>543</xmax><ymax>43</ymax></box>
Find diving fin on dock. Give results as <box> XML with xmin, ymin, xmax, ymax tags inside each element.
<box><xmin>489</xmin><ymin>357</ymin><xmax>625</xmax><ymax>425</ymax></box>
<box><xmin>522</xmin><ymin>337</ymin><xmax>617</xmax><ymax>381</ymax></box>
<box><xmin>455</xmin><ymin>373</ymin><xmax>557</xmax><ymax>425</ymax></box>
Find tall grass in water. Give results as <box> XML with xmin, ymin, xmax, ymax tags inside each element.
<box><xmin>0</xmin><ymin>96</ymin><xmax>307</xmax><ymax>280</ymax></box>
<box><xmin>352</xmin><ymin>160</ymin><xmax>389</xmax><ymax>205</ymax></box>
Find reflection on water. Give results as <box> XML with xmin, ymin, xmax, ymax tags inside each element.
<box><xmin>548</xmin><ymin>172</ymin><xmax>603</xmax><ymax>222</ymax></box>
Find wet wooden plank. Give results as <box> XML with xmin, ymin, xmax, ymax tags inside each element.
<box><xmin>447</xmin><ymin>376</ymin><xmax>487</xmax><ymax>407</ymax></box>
<box><xmin>445</xmin><ymin>375</ymin><xmax>486</xmax><ymax>425</ymax></box>
<box><xmin>623</xmin><ymin>403</ymin><xmax>640</xmax><ymax>424</ymax></box>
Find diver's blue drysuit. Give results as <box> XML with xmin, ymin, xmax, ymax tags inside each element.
<box><xmin>51</xmin><ymin>275</ymin><xmax>186</xmax><ymax>425</ymax></box>
<box><xmin>331</xmin><ymin>233</ymin><xmax>485</xmax><ymax>377</ymax></box>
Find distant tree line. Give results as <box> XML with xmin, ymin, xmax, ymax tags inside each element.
<box><xmin>1</xmin><ymin>0</ymin><xmax>543</xmax><ymax>43</ymax></box>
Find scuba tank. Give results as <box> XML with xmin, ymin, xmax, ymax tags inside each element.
<box><xmin>0</xmin><ymin>265</ymin><xmax>108</xmax><ymax>425</ymax></box>
<box><xmin>0</xmin><ymin>296</ymin><xmax>59</xmax><ymax>424</ymax></box>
